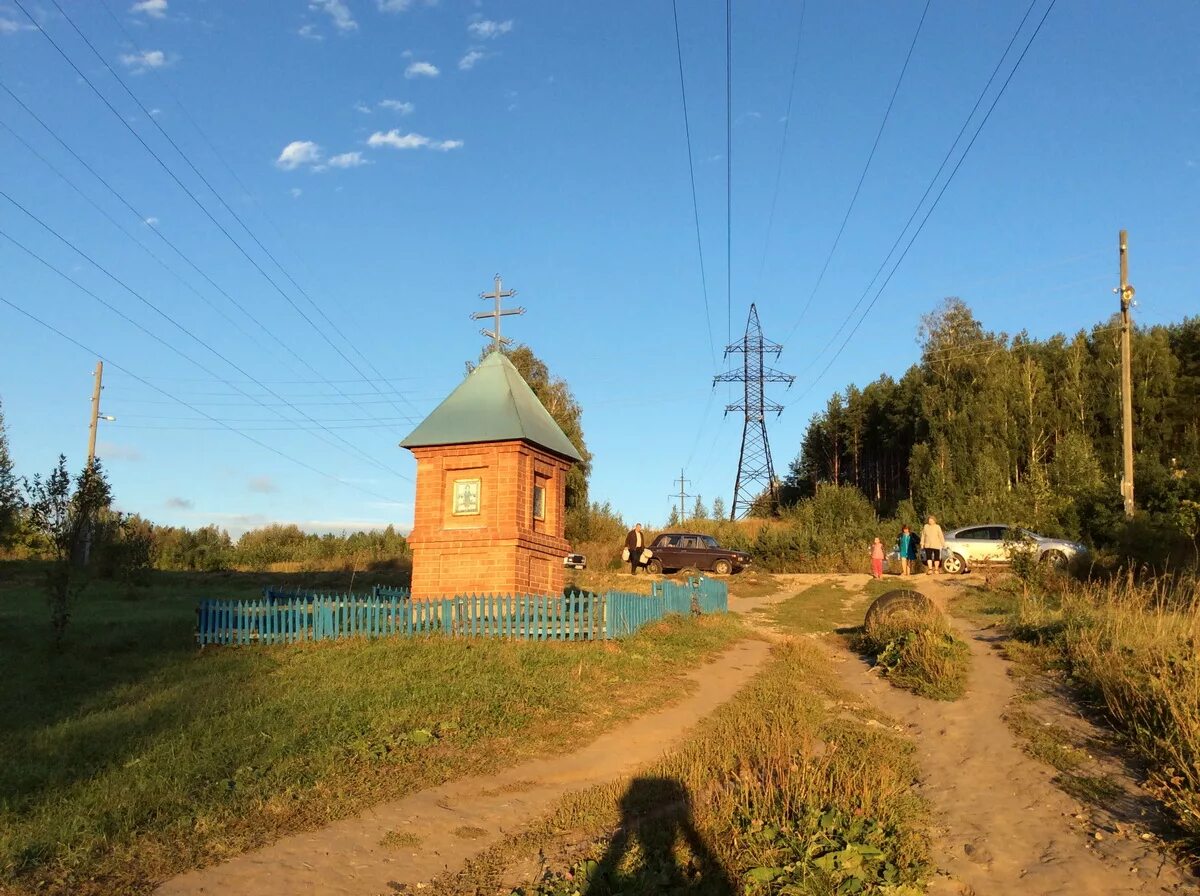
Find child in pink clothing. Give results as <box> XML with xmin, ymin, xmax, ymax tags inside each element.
<box><xmin>870</xmin><ymin>537</ymin><xmax>885</xmax><ymax>579</ymax></box>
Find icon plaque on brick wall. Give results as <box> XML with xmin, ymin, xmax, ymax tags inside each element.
<box><xmin>452</xmin><ymin>478</ymin><xmax>481</xmax><ymax>515</ymax></box>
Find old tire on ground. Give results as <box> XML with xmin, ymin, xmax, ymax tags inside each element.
<box><xmin>942</xmin><ymin>552</ymin><xmax>965</xmax><ymax>575</ymax></box>
<box><xmin>713</xmin><ymin>558</ymin><xmax>733</xmax><ymax>576</ymax></box>
<box><xmin>863</xmin><ymin>589</ymin><xmax>936</xmax><ymax>630</ymax></box>
<box><xmin>646</xmin><ymin>558</ymin><xmax>663</xmax><ymax>575</ymax></box>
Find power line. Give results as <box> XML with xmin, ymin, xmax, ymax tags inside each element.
<box><xmin>788</xmin><ymin>0</ymin><xmax>1059</xmax><ymax>406</ymax></box>
<box><xmin>783</xmin><ymin>0</ymin><xmax>932</xmax><ymax>342</ymax></box>
<box><xmin>0</xmin><ymin>206</ymin><xmax>411</xmax><ymax>482</ymax></box>
<box><xmin>0</xmin><ymin>292</ymin><xmax>408</xmax><ymax>504</ymax></box>
<box><xmin>0</xmin><ymin>111</ymin><xmax>278</xmax><ymax>363</ymax></box>
<box><xmin>725</xmin><ymin>0</ymin><xmax>733</xmax><ymax>344</ymax></box>
<box><xmin>756</xmin><ymin>0</ymin><xmax>807</xmax><ymax>290</ymax></box>
<box><xmin>95</xmin><ymin>0</ymin><xmax>418</xmax><ymax>416</ymax></box>
<box><xmin>670</xmin><ymin>0</ymin><xmax>716</xmax><ymax>367</ymax></box>
<box><xmin>15</xmin><ymin>0</ymin><xmax>415</xmax><ymax>429</ymax></box>
<box><xmin>0</xmin><ymin>78</ymin><xmax>315</xmax><ymax>382</ymax></box>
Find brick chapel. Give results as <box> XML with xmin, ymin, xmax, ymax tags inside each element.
<box><xmin>400</xmin><ymin>351</ymin><xmax>582</xmax><ymax>599</ymax></box>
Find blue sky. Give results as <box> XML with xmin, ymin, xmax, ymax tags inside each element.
<box><xmin>1</xmin><ymin>0</ymin><xmax>1198</xmax><ymax>538</ymax></box>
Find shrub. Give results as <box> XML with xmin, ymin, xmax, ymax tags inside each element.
<box><xmin>858</xmin><ymin>603</ymin><xmax>970</xmax><ymax>701</ymax></box>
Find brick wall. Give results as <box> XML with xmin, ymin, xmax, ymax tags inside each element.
<box><xmin>407</xmin><ymin>440</ymin><xmax>573</xmax><ymax>598</ymax></box>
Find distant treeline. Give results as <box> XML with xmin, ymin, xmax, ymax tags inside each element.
<box><xmin>779</xmin><ymin>299</ymin><xmax>1200</xmax><ymax>563</ymax></box>
<box><xmin>111</xmin><ymin>520</ymin><xmax>412</xmax><ymax>572</ymax></box>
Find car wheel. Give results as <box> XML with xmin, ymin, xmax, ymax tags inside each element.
<box><xmin>646</xmin><ymin>559</ymin><xmax>663</xmax><ymax>575</ymax></box>
<box><xmin>713</xmin><ymin>559</ymin><xmax>732</xmax><ymax>576</ymax></box>
<box><xmin>942</xmin><ymin>553</ymin><xmax>965</xmax><ymax>575</ymax></box>
<box><xmin>1040</xmin><ymin>549</ymin><xmax>1067</xmax><ymax>569</ymax></box>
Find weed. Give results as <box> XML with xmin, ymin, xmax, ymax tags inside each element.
<box><xmin>856</xmin><ymin>604</ymin><xmax>971</xmax><ymax>701</ymax></box>
<box><xmin>379</xmin><ymin>830</ymin><xmax>422</xmax><ymax>849</ymax></box>
<box><xmin>1009</xmin><ymin>574</ymin><xmax>1200</xmax><ymax>850</ymax></box>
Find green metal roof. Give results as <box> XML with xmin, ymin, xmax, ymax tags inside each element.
<box><xmin>400</xmin><ymin>351</ymin><xmax>583</xmax><ymax>462</ymax></box>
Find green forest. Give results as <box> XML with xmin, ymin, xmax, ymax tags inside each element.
<box><xmin>779</xmin><ymin>298</ymin><xmax>1200</xmax><ymax>561</ymax></box>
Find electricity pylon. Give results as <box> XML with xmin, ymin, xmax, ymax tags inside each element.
<box><xmin>713</xmin><ymin>304</ymin><xmax>794</xmax><ymax>520</ymax></box>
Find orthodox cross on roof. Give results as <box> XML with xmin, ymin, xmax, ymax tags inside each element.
<box><xmin>472</xmin><ymin>273</ymin><xmax>526</xmax><ymax>353</ymax></box>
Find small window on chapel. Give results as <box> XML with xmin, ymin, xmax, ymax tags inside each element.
<box><xmin>452</xmin><ymin>478</ymin><xmax>481</xmax><ymax>516</ymax></box>
<box><xmin>532</xmin><ymin>483</ymin><xmax>546</xmax><ymax>521</ymax></box>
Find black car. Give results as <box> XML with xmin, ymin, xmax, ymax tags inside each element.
<box><xmin>645</xmin><ymin>533</ymin><xmax>750</xmax><ymax>575</ymax></box>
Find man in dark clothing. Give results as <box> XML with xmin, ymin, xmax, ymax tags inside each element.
<box><xmin>624</xmin><ymin>523</ymin><xmax>645</xmax><ymax>574</ymax></box>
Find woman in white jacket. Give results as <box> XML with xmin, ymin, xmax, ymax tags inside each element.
<box><xmin>920</xmin><ymin>516</ymin><xmax>946</xmax><ymax>574</ymax></box>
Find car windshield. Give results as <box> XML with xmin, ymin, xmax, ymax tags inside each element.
<box><xmin>701</xmin><ymin>536</ymin><xmax>719</xmax><ymax>549</ymax></box>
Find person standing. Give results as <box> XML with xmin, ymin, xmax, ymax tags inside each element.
<box><xmin>870</xmin><ymin>537</ymin><xmax>885</xmax><ymax>580</ymax></box>
<box><xmin>921</xmin><ymin>515</ymin><xmax>946</xmax><ymax>574</ymax></box>
<box><xmin>897</xmin><ymin>525</ymin><xmax>914</xmax><ymax>576</ymax></box>
<box><xmin>624</xmin><ymin>523</ymin><xmax>645</xmax><ymax>575</ymax></box>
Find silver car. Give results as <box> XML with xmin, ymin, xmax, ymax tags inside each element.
<box><xmin>940</xmin><ymin>525</ymin><xmax>1087</xmax><ymax>574</ymax></box>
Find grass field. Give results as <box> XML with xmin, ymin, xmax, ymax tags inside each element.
<box><xmin>430</xmin><ymin>640</ymin><xmax>930</xmax><ymax>895</ymax></box>
<box><xmin>762</xmin><ymin>577</ymin><xmax>894</xmax><ymax>635</ymax></box>
<box><xmin>0</xmin><ymin>563</ymin><xmax>746</xmax><ymax>895</ymax></box>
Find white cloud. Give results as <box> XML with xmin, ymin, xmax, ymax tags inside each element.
<box><xmin>354</xmin><ymin>100</ymin><xmax>372</xmax><ymax>114</ymax></box>
<box><xmin>458</xmin><ymin>48</ymin><xmax>484</xmax><ymax>70</ymax></box>
<box><xmin>143</xmin><ymin>216</ymin><xmax>159</xmax><ymax>226</ymax></box>
<box><xmin>404</xmin><ymin>61</ymin><xmax>439</xmax><ymax>79</ymax></box>
<box><xmin>367</xmin><ymin>129</ymin><xmax>463</xmax><ymax>151</ymax></box>
<box><xmin>327</xmin><ymin>150</ymin><xmax>369</xmax><ymax>168</ymax></box>
<box><xmin>467</xmin><ymin>17</ymin><xmax>512</xmax><ymax>39</ymax></box>
<box><xmin>376</xmin><ymin>0</ymin><xmax>434</xmax><ymax>12</ymax></box>
<box><xmin>165</xmin><ymin>496</ymin><xmax>193</xmax><ymax>509</ymax></box>
<box><xmin>130</xmin><ymin>0</ymin><xmax>167</xmax><ymax>19</ymax></box>
<box><xmin>310</xmin><ymin>0</ymin><xmax>356</xmax><ymax>32</ymax></box>
<box><xmin>97</xmin><ymin>441</ymin><xmax>143</xmax><ymax>462</ymax></box>
<box><xmin>248</xmin><ymin>475</ymin><xmax>278</xmax><ymax>494</ymax></box>
<box><xmin>378</xmin><ymin>99</ymin><xmax>414</xmax><ymax>114</ymax></box>
<box><xmin>298</xmin><ymin>23</ymin><xmax>323</xmax><ymax>40</ymax></box>
<box><xmin>290</xmin><ymin>187</ymin><xmax>303</xmax><ymax>198</ymax></box>
<box><xmin>119</xmin><ymin>49</ymin><xmax>168</xmax><ymax>72</ymax></box>
<box><xmin>275</xmin><ymin>140</ymin><xmax>322</xmax><ymax>170</ymax></box>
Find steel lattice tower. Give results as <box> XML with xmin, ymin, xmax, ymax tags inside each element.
<box><xmin>713</xmin><ymin>304</ymin><xmax>794</xmax><ymax>520</ymax></box>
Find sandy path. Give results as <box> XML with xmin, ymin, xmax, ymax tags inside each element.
<box><xmin>155</xmin><ymin>638</ymin><xmax>770</xmax><ymax>896</ymax></box>
<box><xmin>823</xmin><ymin>576</ymin><xmax>1196</xmax><ymax>895</ymax></box>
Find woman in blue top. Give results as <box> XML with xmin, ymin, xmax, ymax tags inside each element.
<box><xmin>897</xmin><ymin>525</ymin><xmax>915</xmax><ymax>576</ymax></box>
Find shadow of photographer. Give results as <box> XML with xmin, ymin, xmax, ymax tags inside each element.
<box><xmin>585</xmin><ymin>776</ymin><xmax>734</xmax><ymax>895</ymax></box>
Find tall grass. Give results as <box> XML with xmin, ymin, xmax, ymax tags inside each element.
<box><xmin>432</xmin><ymin>641</ymin><xmax>930</xmax><ymax>895</ymax></box>
<box><xmin>1013</xmin><ymin>576</ymin><xmax>1200</xmax><ymax>846</ymax></box>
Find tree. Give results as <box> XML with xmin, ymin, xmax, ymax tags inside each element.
<box><xmin>690</xmin><ymin>495</ymin><xmax>708</xmax><ymax>520</ymax></box>
<box><xmin>24</xmin><ymin>456</ymin><xmax>112</xmax><ymax>645</ymax></box>
<box><xmin>711</xmin><ymin>496</ymin><xmax>727</xmax><ymax>520</ymax></box>
<box><xmin>476</xmin><ymin>344</ymin><xmax>593</xmax><ymax>512</ymax></box>
<box><xmin>0</xmin><ymin>398</ymin><xmax>21</xmax><ymax>550</ymax></box>
<box><xmin>667</xmin><ymin>505</ymin><xmax>681</xmax><ymax>527</ymax></box>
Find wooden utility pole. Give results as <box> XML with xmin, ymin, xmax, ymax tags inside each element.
<box><xmin>87</xmin><ymin>360</ymin><xmax>104</xmax><ymax>469</ymax></box>
<box><xmin>1118</xmin><ymin>230</ymin><xmax>1136</xmax><ymax>519</ymax></box>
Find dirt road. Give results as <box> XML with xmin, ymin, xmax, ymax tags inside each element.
<box><xmin>154</xmin><ymin>638</ymin><xmax>770</xmax><ymax>896</ymax></box>
<box><xmin>764</xmin><ymin>574</ymin><xmax>1197</xmax><ymax>895</ymax></box>
<box><xmin>156</xmin><ymin>574</ymin><xmax>1197</xmax><ymax>895</ymax></box>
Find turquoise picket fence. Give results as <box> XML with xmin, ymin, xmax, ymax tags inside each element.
<box><xmin>195</xmin><ymin>578</ymin><xmax>728</xmax><ymax>647</ymax></box>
